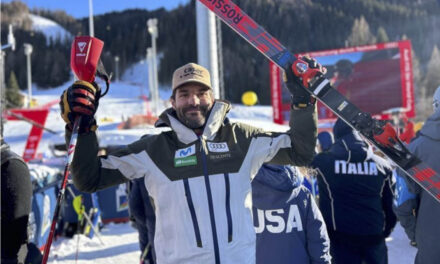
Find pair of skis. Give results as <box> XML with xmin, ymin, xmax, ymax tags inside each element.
<box><xmin>197</xmin><ymin>0</ymin><xmax>440</xmax><ymax>203</ymax></box>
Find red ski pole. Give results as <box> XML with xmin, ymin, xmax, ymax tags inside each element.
<box><xmin>42</xmin><ymin>36</ymin><xmax>104</xmax><ymax>264</ymax></box>
<box><xmin>41</xmin><ymin>116</ymin><xmax>81</xmax><ymax>264</ymax></box>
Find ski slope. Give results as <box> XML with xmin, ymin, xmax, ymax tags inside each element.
<box><xmin>30</xmin><ymin>14</ymin><xmax>73</xmax><ymax>45</ymax></box>
<box><xmin>3</xmin><ymin>81</ymin><xmax>417</xmax><ymax>263</ymax></box>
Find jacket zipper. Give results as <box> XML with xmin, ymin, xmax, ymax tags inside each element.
<box><xmin>200</xmin><ymin>137</ymin><xmax>221</xmax><ymax>264</ymax></box>
<box><xmin>183</xmin><ymin>178</ymin><xmax>203</xmax><ymax>247</ymax></box>
<box><xmin>224</xmin><ymin>173</ymin><xmax>233</xmax><ymax>242</ymax></box>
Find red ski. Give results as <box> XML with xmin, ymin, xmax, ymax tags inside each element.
<box><xmin>197</xmin><ymin>0</ymin><xmax>440</xmax><ymax>203</ymax></box>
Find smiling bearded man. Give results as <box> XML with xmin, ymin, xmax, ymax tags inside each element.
<box><xmin>170</xmin><ymin>64</ymin><xmax>214</xmax><ymax>131</ymax></box>
<box><xmin>61</xmin><ymin>60</ymin><xmax>322</xmax><ymax>264</ymax></box>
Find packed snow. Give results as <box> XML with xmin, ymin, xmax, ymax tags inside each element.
<box><xmin>47</xmin><ymin>221</ymin><xmax>416</xmax><ymax>264</ymax></box>
<box><xmin>3</xmin><ymin>80</ymin><xmax>417</xmax><ymax>263</ymax></box>
<box><xmin>30</xmin><ymin>14</ymin><xmax>73</xmax><ymax>44</ymax></box>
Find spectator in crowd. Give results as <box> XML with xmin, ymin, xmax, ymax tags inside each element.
<box><xmin>304</xmin><ymin>131</ymin><xmax>335</xmax><ymax>197</ymax></box>
<box><xmin>393</xmin><ymin>85</ymin><xmax>440</xmax><ymax>264</ymax></box>
<box><xmin>128</xmin><ymin>178</ymin><xmax>156</xmax><ymax>264</ymax></box>
<box><xmin>128</xmin><ymin>163</ymin><xmax>331</xmax><ymax>264</ymax></box>
<box><xmin>252</xmin><ymin>164</ymin><xmax>331</xmax><ymax>264</ymax></box>
<box><xmin>316</xmin><ymin>131</ymin><xmax>334</xmax><ymax>153</ymax></box>
<box><xmin>389</xmin><ymin>110</ymin><xmax>415</xmax><ymax>144</ymax></box>
<box><xmin>1</xmin><ymin>134</ymin><xmax>42</xmax><ymax>264</ymax></box>
<box><xmin>312</xmin><ymin>118</ymin><xmax>396</xmax><ymax>264</ymax></box>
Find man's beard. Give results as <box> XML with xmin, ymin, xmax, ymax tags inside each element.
<box><xmin>176</xmin><ymin>104</ymin><xmax>211</xmax><ymax>129</ymax></box>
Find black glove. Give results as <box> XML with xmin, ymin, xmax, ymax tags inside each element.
<box><xmin>60</xmin><ymin>80</ymin><xmax>101</xmax><ymax>132</ymax></box>
<box><xmin>284</xmin><ymin>56</ymin><xmax>327</xmax><ymax>109</ymax></box>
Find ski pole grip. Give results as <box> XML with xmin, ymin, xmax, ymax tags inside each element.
<box><xmin>71</xmin><ymin>36</ymin><xmax>104</xmax><ymax>82</ymax></box>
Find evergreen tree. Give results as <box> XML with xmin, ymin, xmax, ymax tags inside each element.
<box><xmin>5</xmin><ymin>71</ymin><xmax>23</xmax><ymax>108</ymax></box>
<box><xmin>412</xmin><ymin>50</ymin><xmax>427</xmax><ymax>120</ymax></box>
<box><xmin>376</xmin><ymin>26</ymin><xmax>389</xmax><ymax>43</ymax></box>
<box><xmin>412</xmin><ymin>51</ymin><xmax>421</xmax><ymax>90</ymax></box>
<box><xmin>423</xmin><ymin>45</ymin><xmax>440</xmax><ymax>102</ymax></box>
<box><xmin>2</xmin><ymin>0</ymin><xmax>440</xmax><ymax>103</ymax></box>
<box><xmin>346</xmin><ymin>16</ymin><xmax>377</xmax><ymax>46</ymax></box>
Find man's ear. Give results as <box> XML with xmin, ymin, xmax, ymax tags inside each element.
<box><xmin>170</xmin><ymin>97</ymin><xmax>176</xmax><ymax>109</ymax></box>
<box><xmin>209</xmin><ymin>90</ymin><xmax>215</xmax><ymax>104</ymax></box>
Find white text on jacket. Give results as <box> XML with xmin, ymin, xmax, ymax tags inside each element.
<box><xmin>254</xmin><ymin>205</ymin><xmax>303</xmax><ymax>233</ymax></box>
<box><xmin>334</xmin><ymin>160</ymin><xmax>378</xmax><ymax>175</ymax></box>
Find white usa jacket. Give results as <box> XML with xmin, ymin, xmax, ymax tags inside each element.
<box><xmin>69</xmin><ymin>100</ymin><xmax>317</xmax><ymax>264</ymax></box>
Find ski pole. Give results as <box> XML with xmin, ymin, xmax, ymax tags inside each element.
<box><xmin>140</xmin><ymin>243</ymin><xmax>152</xmax><ymax>264</ymax></box>
<box><xmin>66</xmin><ymin>186</ymin><xmax>105</xmax><ymax>245</ymax></box>
<box><xmin>5</xmin><ymin>109</ymin><xmax>58</xmax><ymax>134</ymax></box>
<box><xmin>41</xmin><ymin>35</ymin><xmax>108</xmax><ymax>263</ymax></box>
<box><xmin>41</xmin><ymin>115</ymin><xmax>81</xmax><ymax>264</ymax></box>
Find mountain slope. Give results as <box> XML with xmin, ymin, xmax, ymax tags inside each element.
<box><xmin>2</xmin><ymin>0</ymin><xmax>439</xmax><ymax>104</ymax></box>
<box><xmin>30</xmin><ymin>14</ymin><xmax>72</xmax><ymax>44</ymax></box>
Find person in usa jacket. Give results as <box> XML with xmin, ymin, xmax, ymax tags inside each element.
<box><xmin>252</xmin><ymin>164</ymin><xmax>331</xmax><ymax>264</ymax></box>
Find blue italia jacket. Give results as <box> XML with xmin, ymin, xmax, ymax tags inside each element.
<box><xmin>312</xmin><ymin>119</ymin><xmax>396</xmax><ymax>244</ymax></box>
<box><xmin>252</xmin><ymin>164</ymin><xmax>331</xmax><ymax>264</ymax></box>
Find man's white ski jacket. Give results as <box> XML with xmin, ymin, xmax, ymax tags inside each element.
<box><xmin>69</xmin><ymin>100</ymin><xmax>317</xmax><ymax>264</ymax></box>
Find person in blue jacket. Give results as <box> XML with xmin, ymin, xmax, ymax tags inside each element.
<box><xmin>128</xmin><ymin>177</ymin><xmax>156</xmax><ymax>264</ymax></box>
<box><xmin>312</xmin><ymin>118</ymin><xmax>396</xmax><ymax>264</ymax></box>
<box><xmin>252</xmin><ymin>164</ymin><xmax>331</xmax><ymax>264</ymax></box>
<box><xmin>393</xmin><ymin>85</ymin><xmax>440</xmax><ymax>264</ymax></box>
<box><xmin>317</xmin><ymin>131</ymin><xmax>334</xmax><ymax>153</ymax></box>
<box><xmin>303</xmin><ymin>131</ymin><xmax>335</xmax><ymax>196</ymax></box>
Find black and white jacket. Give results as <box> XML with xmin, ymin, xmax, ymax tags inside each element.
<box><xmin>69</xmin><ymin>100</ymin><xmax>317</xmax><ymax>264</ymax></box>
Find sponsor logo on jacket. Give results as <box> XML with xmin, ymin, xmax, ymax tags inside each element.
<box><xmin>207</xmin><ymin>142</ymin><xmax>229</xmax><ymax>153</ymax></box>
<box><xmin>175</xmin><ymin>145</ymin><xmax>197</xmax><ymax>167</ymax></box>
<box><xmin>254</xmin><ymin>205</ymin><xmax>303</xmax><ymax>233</ymax></box>
<box><xmin>209</xmin><ymin>153</ymin><xmax>232</xmax><ymax>160</ymax></box>
<box><xmin>334</xmin><ymin>160</ymin><xmax>378</xmax><ymax>175</ymax></box>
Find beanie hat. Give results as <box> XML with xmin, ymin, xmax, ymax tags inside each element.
<box><xmin>317</xmin><ymin>131</ymin><xmax>334</xmax><ymax>151</ymax></box>
<box><xmin>333</xmin><ymin>118</ymin><xmax>353</xmax><ymax>139</ymax></box>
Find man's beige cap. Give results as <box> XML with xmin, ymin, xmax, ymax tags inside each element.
<box><xmin>172</xmin><ymin>62</ymin><xmax>212</xmax><ymax>91</ymax></box>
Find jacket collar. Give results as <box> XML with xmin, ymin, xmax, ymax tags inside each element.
<box><xmin>155</xmin><ymin>100</ymin><xmax>231</xmax><ymax>144</ymax></box>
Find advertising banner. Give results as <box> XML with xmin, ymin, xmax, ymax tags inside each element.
<box><xmin>270</xmin><ymin>40</ymin><xmax>415</xmax><ymax>124</ymax></box>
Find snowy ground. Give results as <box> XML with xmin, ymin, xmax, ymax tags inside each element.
<box><xmin>3</xmin><ymin>81</ymin><xmax>417</xmax><ymax>263</ymax></box>
<box><xmin>49</xmin><ymin>223</ymin><xmax>140</xmax><ymax>264</ymax></box>
<box><xmin>47</xmin><ymin>221</ymin><xmax>416</xmax><ymax>264</ymax></box>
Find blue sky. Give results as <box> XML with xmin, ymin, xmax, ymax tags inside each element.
<box><xmin>5</xmin><ymin>0</ymin><xmax>190</xmax><ymax>18</ymax></box>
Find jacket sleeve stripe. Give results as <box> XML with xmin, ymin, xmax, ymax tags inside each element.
<box><xmin>101</xmin><ymin>151</ymin><xmax>150</xmax><ymax>180</ymax></box>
